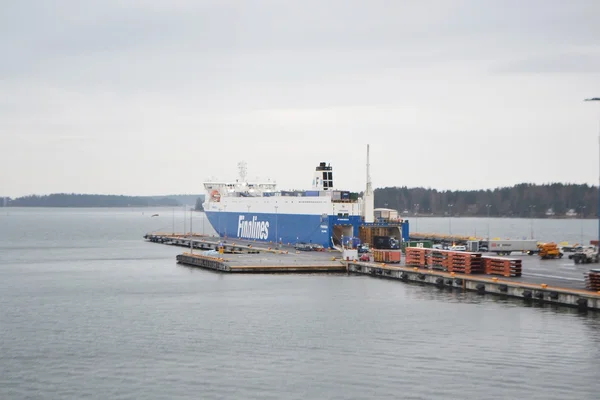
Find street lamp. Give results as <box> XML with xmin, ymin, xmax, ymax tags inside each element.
<box><xmin>414</xmin><ymin>203</ymin><xmax>419</xmax><ymax>233</ymax></box>
<box><xmin>189</xmin><ymin>206</ymin><xmax>193</xmax><ymax>253</ymax></box>
<box><xmin>485</xmin><ymin>204</ymin><xmax>492</xmax><ymax>240</ymax></box>
<box><xmin>529</xmin><ymin>205</ymin><xmax>536</xmax><ymax>240</ymax></box>
<box><xmin>218</xmin><ymin>207</ymin><xmax>222</xmax><ymax>238</ymax></box>
<box><xmin>275</xmin><ymin>205</ymin><xmax>279</xmax><ymax>248</ymax></box>
<box><xmin>585</xmin><ymin>97</ymin><xmax>600</xmax><ymax>244</ymax></box>
<box><xmin>579</xmin><ymin>205</ymin><xmax>587</xmax><ymax>245</ymax></box>
<box><xmin>223</xmin><ymin>205</ymin><xmax>227</xmax><ymax>237</ymax></box>
<box><xmin>183</xmin><ymin>205</ymin><xmax>187</xmax><ymax>235</ymax></box>
<box><xmin>448</xmin><ymin>204</ymin><xmax>453</xmax><ymax>236</ymax></box>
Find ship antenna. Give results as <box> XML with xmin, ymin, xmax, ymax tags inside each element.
<box><xmin>238</xmin><ymin>161</ymin><xmax>247</xmax><ymax>182</ymax></box>
<box><xmin>366</xmin><ymin>144</ymin><xmax>372</xmax><ymax>195</ymax></box>
<box><xmin>363</xmin><ymin>144</ymin><xmax>374</xmax><ymax>223</ymax></box>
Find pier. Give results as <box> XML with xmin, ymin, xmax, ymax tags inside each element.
<box><xmin>144</xmin><ymin>232</ymin><xmax>600</xmax><ymax>311</ymax></box>
<box><xmin>346</xmin><ymin>262</ymin><xmax>600</xmax><ymax>310</ymax></box>
<box><xmin>145</xmin><ymin>233</ymin><xmax>346</xmax><ymax>273</ymax></box>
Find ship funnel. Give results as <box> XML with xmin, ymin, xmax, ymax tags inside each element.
<box><xmin>363</xmin><ymin>144</ymin><xmax>374</xmax><ymax>223</ymax></box>
<box><xmin>312</xmin><ymin>162</ymin><xmax>333</xmax><ymax>190</ymax></box>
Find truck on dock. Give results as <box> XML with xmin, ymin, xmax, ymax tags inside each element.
<box><xmin>538</xmin><ymin>242</ymin><xmax>563</xmax><ymax>259</ymax></box>
<box><xmin>572</xmin><ymin>246</ymin><xmax>599</xmax><ymax>264</ymax></box>
<box><xmin>487</xmin><ymin>239</ymin><xmax>539</xmax><ymax>255</ymax></box>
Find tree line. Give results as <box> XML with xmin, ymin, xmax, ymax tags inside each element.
<box><xmin>374</xmin><ymin>183</ymin><xmax>598</xmax><ymax>218</ymax></box>
<box><xmin>4</xmin><ymin>194</ymin><xmax>182</xmax><ymax>207</ymax></box>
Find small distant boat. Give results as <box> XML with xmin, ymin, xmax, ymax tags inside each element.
<box><xmin>151</xmin><ymin>214</ymin><xmax>159</xmax><ymax>217</ymax></box>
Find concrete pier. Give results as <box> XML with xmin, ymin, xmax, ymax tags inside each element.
<box><xmin>347</xmin><ymin>262</ymin><xmax>600</xmax><ymax>311</ymax></box>
<box><xmin>145</xmin><ymin>232</ymin><xmax>600</xmax><ymax>311</ymax></box>
<box><xmin>176</xmin><ymin>252</ymin><xmax>347</xmax><ymax>273</ymax></box>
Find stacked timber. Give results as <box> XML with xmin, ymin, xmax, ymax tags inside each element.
<box><xmin>448</xmin><ymin>252</ymin><xmax>484</xmax><ymax>274</ymax></box>
<box><xmin>483</xmin><ymin>257</ymin><xmax>522</xmax><ymax>277</ymax></box>
<box><xmin>429</xmin><ymin>250</ymin><xmax>451</xmax><ymax>271</ymax></box>
<box><xmin>405</xmin><ymin>247</ymin><xmax>427</xmax><ymax>267</ymax></box>
<box><xmin>585</xmin><ymin>269</ymin><xmax>600</xmax><ymax>291</ymax></box>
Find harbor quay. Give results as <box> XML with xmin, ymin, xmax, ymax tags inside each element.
<box><xmin>144</xmin><ymin>233</ymin><xmax>600</xmax><ymax>311</ymax></box>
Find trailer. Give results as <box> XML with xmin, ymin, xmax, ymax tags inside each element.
<box><xmin>488</xmin><ymin>239</ymin><xmax>539</xmax><ymax>255</ymax></box>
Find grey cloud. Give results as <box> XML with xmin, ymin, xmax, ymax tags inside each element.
<box><xmin>492</xmin><ymin>50</ymin><xmax>600</xmax><ymax>74</ymax></box>
<box><xmin>1</xmin><ymin>0</ymin><xmax>600</xmax><ymax>196</ymax></box>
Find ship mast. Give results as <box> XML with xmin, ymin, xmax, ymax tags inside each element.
<box><xmin>363</xmin><ymin>144</ymin><xmax>374</xmax><ymax>223</ymax></box>
<box><xmin>238</xmin><ymin>161</ymin><xmax>247</xmax><ymax>182</ymax></box>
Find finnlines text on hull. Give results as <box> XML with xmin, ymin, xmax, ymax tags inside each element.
<box><xmin>237</xmin><ymin>215</ymin><xmax>270</xmax><ymax>240</ymax></box>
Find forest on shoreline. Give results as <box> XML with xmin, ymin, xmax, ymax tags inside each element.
<box><xmin>374</xmin><ymin>183</ymin><xmax>596</xmax><ymax>218</ymax></box>
<box><xmin>1</xmin><ymin>193</ymin><xmax>204</xmax><ymax>208</ymax></box>
<box><xmin>2</xmin><ymin>183</ymin><xmax>596</xmax><ymax>218</ymax></box>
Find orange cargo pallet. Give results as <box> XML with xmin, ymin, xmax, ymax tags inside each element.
<box><xmin>483</xmin><ymin>256</ymin><xmax>522</xmax><ymax>277</ymax></box>
<box><xmin>585</xmin><ymin>271</ymin><xmax>600</xmax><ymax>290</ymax></box>
<box><xmin>405</xmin><ymin>247</ymin><xmax>428</xmax><ymax>267</ymax></box>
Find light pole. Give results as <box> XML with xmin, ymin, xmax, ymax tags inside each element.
<box><xmin>486</xmin><ymin>204</ymin><xmax>492</xmax><ymax>241</ymax></box>
<box><xmin>585</xmin><ymin>97</ymin><xmax>600</xmax><ymax>244</ymax></box>
<box><xmin>579</xmin><ymin>205</ymin><xmax>586</xmax><ymax>245</ymax></box>
<box><xmin>275</xmin><ymin>205</ymin><xmax>279</xmax><ymax>248</ymax></box>
<box><xmin>218</xmin><ymin>208</ymin><xmax>222</xmax><ymax>238</ymax></box>
<box><xmin>448</xmin><ymin>204</ymin><xmax>453</xmax><ymax>236</ymax></box>
<box><xmin>529</xmin><ymin>205</ymin><xmax>536</xmax><ymax>240</ymax></box>
<box><xmin>189</xmin><ymin>206</ymin><xmax>193</xmax><ymax>253</ymax></box>
<box><xmin>172</xmin><ymin>207</ymin><xmax>175</xmax><ymax>235</ymax></box>
<box><xmin>414</xmin><ymin>203</ymin><xmax>419</xmax><ymax>233</ymax></box>
<box><xmin>224</xmin><ymin>205</ymin><xmax>227</xmax><ymax>237</ymax></box>
<box><xmin>183</xmin><ymin>205</ymin><xmax>187</xmax><ymax>235</ymax></box>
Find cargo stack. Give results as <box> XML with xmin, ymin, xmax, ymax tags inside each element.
<box><xmin>448</xmin><ymin>252</ymin><xmax>484</xmax><ymax>274</ymax></box>
<box><xmin>373</xmin><ymin>249</ymin><xmax>402</xmax><ymax>264</ymax></box>
<box><xmin>585</xmin><ymin>269</ymin><xmax>600</xmax><ymax>291</ymax></box>
<box><xmin>429</xmin><ymin>250</ymin><xmax>451</xmax><ymax>271</ymax></box>
<box><xmin>483</xmin><ymin>257</ymin><xmax>522</xmax><ymax>277</ymax></box>
<box><xmin>405</xmin><ymin>247</ymin><xmax>428</xmax><ymax>267</ymax></box>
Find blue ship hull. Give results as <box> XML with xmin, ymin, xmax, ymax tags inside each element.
<box><xmin>205</xmin><ymin>211</ymin><xmax>363</xmax><ymax>248</ymax></box>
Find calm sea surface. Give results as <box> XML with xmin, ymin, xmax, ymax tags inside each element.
<box><xmin>1</xmin><ymin>208</ymin><xmax>600</xmax><ymax>400</ymax></box>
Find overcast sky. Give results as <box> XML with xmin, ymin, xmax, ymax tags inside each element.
<box><xmin>2</xmin><ymin>0</ymin><xmax>600</xmax><ymax>197</ymax></box>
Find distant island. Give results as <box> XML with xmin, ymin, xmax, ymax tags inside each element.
<box><xmin>0</xmin><ymin>193</ymin><xmax>205</xmax><ymax>208</ymax></box>
<box><xmin>1</xmin><ymin>183</ymin><xmax>597</xmax><ymax>218</ymax></box>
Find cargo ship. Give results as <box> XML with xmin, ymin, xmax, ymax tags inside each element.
<box><xmin>202</xmin><ymin>145</ymin><xmax>406</xmax><ymax>248</ymax></box>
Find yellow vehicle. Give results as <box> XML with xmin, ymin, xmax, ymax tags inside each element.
<box><xmin>538</xmin><ymin>242</ymin><xmax>563</xmax><ymax>259</ymax></box>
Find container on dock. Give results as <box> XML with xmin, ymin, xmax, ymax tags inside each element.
<box><xmin>305</xmin><ymin>190</ymin><xmax>320</xmax><ymax>197</ymax></box>
<box><xmin>373</xmin><ymin>235</ymin><xmax>400</xmax><ymax>249</ymax></box>
<box><xmin>341</xmin><ymin>191</ymin><xmax>350</xmax><ymax>200</ymax></box>
<box><xmin>332</xmin><ymin>191</ymin><xmax>342</xmax><ymax>201</ymax></box>
<box><xmin>402</xmin><ymin>240</ymin><xmax>432</xmax><ymax>252</ymax></box>
<box><xmin>373</xmin><ymin>249</ymin><xmax>402</xmax><ymax>264</ymax></box>
<box><xmin>349</xmin><ymin>192</ymin><xmax>359</xmax><ymax>201</ymax></box>
<box><xmin>343</xmin><ymin>248</ymin><xmax>358</xmax><ymax>261</ymax></box>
